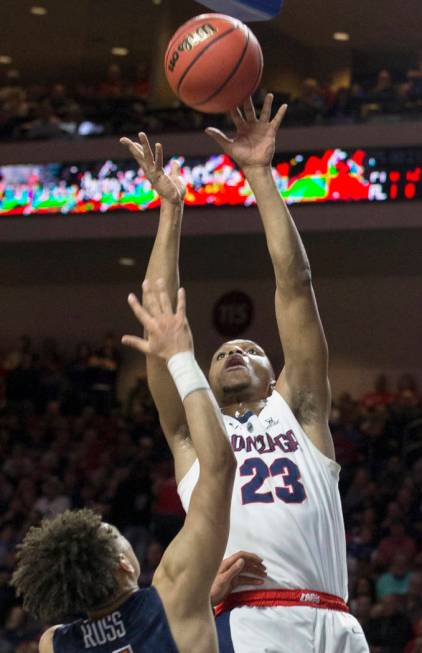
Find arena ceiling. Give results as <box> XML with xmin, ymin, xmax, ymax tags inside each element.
<box><xmin>0</xmin><ymin>0</ymin><xmax>420</xmax><ymax>84</ymax></box>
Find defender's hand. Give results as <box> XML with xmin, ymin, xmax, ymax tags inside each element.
<box><xmin>205</xmin><ymin>94</ymin><xmax>287</xmax><ymax>173</ymax></box>
<box><xmin>122</xmin><ymin>279</ymin><xmax>193</xmax><ymax>361</ymax></box>
<box><xmin>211</xmin><ymin>551</ymin><xmax>267</xmax><ymax>606</ymax></box>
<box><xmin>120</xmin><ymin>132</ymin><xmax>186</xmax><ymax>206</ymax></box>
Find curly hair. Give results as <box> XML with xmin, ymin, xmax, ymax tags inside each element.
<box><xmin>11</xmin><ymin>509</ymin><xmax>120</xmax><ymax>622</ymax></box>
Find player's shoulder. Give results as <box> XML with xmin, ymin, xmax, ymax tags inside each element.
<box><xmin>39</xmin><ymin>625</ymin><xmax>61</xmax><ymax>653</ymax></box>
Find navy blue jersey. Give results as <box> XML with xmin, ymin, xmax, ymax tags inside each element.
<box><xmin>53</xmin><ymin>588</ymin><xmax>179</xmax><ymax>653</ymax></box>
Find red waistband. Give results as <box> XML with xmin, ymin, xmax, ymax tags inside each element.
<box><xmin>214</xmin><ymin>589</ymin><xmax>349</xmax><ymax>617</ymax></box>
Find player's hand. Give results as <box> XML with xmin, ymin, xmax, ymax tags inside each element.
<box><xmin>205</xmin><ymin>94</ymin><xmax>287</xmax><ymax>173</ymax></box>
<box><xmin>210</xmin><ymin>551</ymin><xmax>267</xmax><ymax>606</ymax></box>
<box><xmin>122</xmin><ymin>279</ymin><xmax>193</xmax><ymax>361</ymax></box>
<box><xmin>120</xmin><ymin>132</ymin><xmax>186</xmax><ymax>206</ymax></box>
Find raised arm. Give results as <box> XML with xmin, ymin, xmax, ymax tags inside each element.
<box><xmin>122</xmin><ymin>280</ymin><xmax>235</xmax><ymax>650</ymax></box>
<box><xmin>120</xmin><ymin>133</ymin><xmax>195</xmax><ymax>481</ymax></box>
<box><xmin>206</xmin><ymin>95</ymin><xmax>334</xmax><ymax>460</ymax></box>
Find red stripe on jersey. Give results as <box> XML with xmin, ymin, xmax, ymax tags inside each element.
<box><xmin>214</xmin><ymin>588</ymin><xmax>349</xmax><ymax>617</ymax></box>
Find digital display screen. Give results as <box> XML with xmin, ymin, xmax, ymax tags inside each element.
<box><xmin>0</xmin><ymin>147</ymin><xmax>421</xmax><ymax>216</ymax></box>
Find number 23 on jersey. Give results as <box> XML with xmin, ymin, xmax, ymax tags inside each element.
<box><xmin>240</xmin><ymin>457</ymin><xmax>306</xmax><ymax>504</ymax></box>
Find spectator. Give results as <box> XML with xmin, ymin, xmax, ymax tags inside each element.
<box><xmin>98</xmin><ymin>63</ymin><xmax>127</xmax><ymax>97</ymax></box>
<box><xmin>370</xmin><ymin>69</ymin><xmax>396</xmax><ymax>102</ymax></box>
<box><xmin>87</xmin><ymin>334</ymin><xmax>120</xmax><ymax>415</ymax></box>
<box><xmin>366</xmin><ymin>594</ymin><xmax>413</xmax><ymax>653</ymax></box>
<box><xmin>132</xmin><ymin>62</ymin><xmax>150</xmax><ymax>99</ymax></box>
<box><xmin>138</xmin><ymin>539</ymin><xmax>164</xmax><ymax>587</ymax></box>
<box><xmin>404</xmin><ymin>617</ymin><xmax>422</xmax><ymax>653</ymax></box>
<box><xmin>374</xmin><ymin>519</ymin><xmax>417</xmax><ymax>568</ymax></box>
<box><xmin>0</xmin><ymin>607</ymin><xmax>40</xmax><ymax>652</ymax></box>
<box><xmin>401</xmin><ymin>572</ymin><xmax>422</xmax><ymax>625</ymax></box>
<box><xmin>18</xmin><ymin>101</ymin><xmax>67</xmax><ymax>140</ymax></box>
<box><xmin>66</xmin><ymin>342</ymin><xmax>92</xmax><ymax>413</ymax></box>
<box><xmin>376</xmin><ymin>553</ymin><xmax>412</xmax><ymax>600</ymax></box>
<box><xmin>33</xmin><ymin>477</ymin><xmax>71</xmax><ymax>519</ymax></box>
<box><xmin>150</xmin><ymin>461</ymin><xmax>185</xmax><ymax>545</ymax></box>
<box><xmin>351</xmin><ymin>576</ymin><xmax>376</xmax><ymax>603</ymax></box>
<box><xmin>348</xmin><ymin>525</ymin><xmax>377</xmax><ymax>565</ymax></box>
<box><xmin>0</xmin><ymin>567</ymin><xmax>15</xmax><ymax>625</ymax></box>
<box><xmin>343</xmin><ymin>467</ymin><xmax>374</xmax><ymax>517</ymax></box>
<box><xmin>361</xmin><ymin>374</ymin><xmax>395</xmax><ymax>409</ymax></box>
<box><xmin>407</xmin><ymin>50</ymin><xmax>422</xmax><ymax>100</ymax></box>
<box><xmin>352</xmin><ymin>594</ymin><xmax>373</xmax><ymax>633</ymax></box>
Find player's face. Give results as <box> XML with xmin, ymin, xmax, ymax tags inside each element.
<box><xmin>209</xmin><ymin>339</ymin><xmax>275</xmax><ymax>404</ymax></box>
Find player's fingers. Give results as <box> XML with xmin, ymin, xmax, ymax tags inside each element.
<box><xmin>243</xmin><ymin>96</ymin><xmax>257</xmax><ymax>122</ymax></box>
<box><xmin>120</xmin><ymin>138</ymin><xmax>145</xmax><ymax>162</ymax></box>
<box><xmin>156</xmin><ymin>279</ymin><xmax>173</xmax><ymax>314</ymax></box>
<box><xmin>121</xmin><ymin>334</ymin><xmax>150</xmax><ymax>354</ymax></box>
<box><xmin>142</xmin><ymin>280</ymin><xmax>162</xmax><ymax>316</ymax></box>
<box><xmin>271</xmin><ymin>103</ymin><xmax>288</xmax><ymax>131</ymax></box>
<box><xmin>219</xmin><ymin>558</ymin><xmax>245</xmax><ymax>583</ymax></box>
<box><xmin>132</xmin><ymin>142</ymin><xmax>145</xmax><ymax>158</ymax></box>
<box><xmin>242</xmin><ymin>562</ymin><xmax>267</xmax><ymax>578</ymax></box>
<box><xmin>205</xmin><ymin>127</ymin><xmax>234</xmax><ymax>148</ymax></box>
<box><xmin>226</xmin><ymin>551</ymin><xmax>264</xmax><ymax>566</ymax></box>
<box><xmin>230</xmin><ymin>106</ymin><xmax>245</xmax><ymax>128</ymax></box>
<box><xmin>155</xmin><ymin>142</ymin><xmax>164</xmax><ymax>171</ymax></box>
<box><xmin>241</xmin><ymin>557</ymin><xmax>267</xmax><ymax>570</ymax></box>
<box><xmin>176</xmin><ymin>287</ymin><xmax>186</xmax><ymax>318</ymax></box>
<box><xmin>233</xmin><ymin>574</ymin><xmax>265</xmax><ymax>587</ymax></box>
<box><xmin>259</xmin><ymin>93</ymin><xmax>274</xmax><ymax>122</ymax></box>
<box><xmin>127</xmin><ymin>293</ymin><xmax>155</xmax><ymax>331</ymax></box>
<box><xmin>138</xmin><ymin>132</ymin><xmax>154</xmax><ymax>166</ymax></box>
<box><xmin>170</xmin><ymin>159</ymin><xmax>181</xmax><ymax>177</ymax></box>
<box><xmin>217</xmin><ymin>554</ymin><xmax>239</xmax><ymax>573</ymax></box>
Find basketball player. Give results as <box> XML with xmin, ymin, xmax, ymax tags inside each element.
<box><xmin>120</xmin><ymin>95</ymin><xmax>369</xmax><ymax>652</ymax></box>
<box><xmin>12</xmin><ymin>280</ymin><xmax>240</xmax><ymax>653</ymax></box>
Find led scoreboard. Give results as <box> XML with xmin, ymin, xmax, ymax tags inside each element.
<box><xmin>0</xmin><ymin>146</ymin><xmax>421</xmax><ymax>217</ymax></box>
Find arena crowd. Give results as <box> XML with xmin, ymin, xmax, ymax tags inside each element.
<box><xmin>0</xmin><ymin>335</ymin><xmax>420</xmax><ymax>652</ymax></box>
<box><xmin>0</xmin><ymin>57</ymin><xmax>422</xmax><ymax>142</ymax></box>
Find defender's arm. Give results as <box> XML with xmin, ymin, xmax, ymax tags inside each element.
<box><xmin>123</xmin><ymin>282</ymin><xmax>235</xmax><ymax>648</ymax></box>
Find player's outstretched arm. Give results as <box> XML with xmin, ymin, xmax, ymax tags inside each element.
<box><xmin>123</xmin><ymin>280</ymin><xmax>236</xmax><ymax>651</ymax></box>
<box><xmin>120</xmin><ymin>133</ymin><xmax>195</xmax><ymax>482</ymax></box>
<box><xmin>206</xmin><ymin>95</ymin><xmax>334</xmax><ymax>460</ymax></box>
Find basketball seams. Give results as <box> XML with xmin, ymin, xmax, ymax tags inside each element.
<box><xmin>164</xmin><ymin>15</ymin><xmax>240</xmax><ymax>74</ymax></box>
<box><xmin>193</xmin><ymin>26</ymin><xmax>250</xmax><ymax>107</ymax></box>
<box><xmin>175</xmin><ymin>26</ymin><xmax>239</xmax><ymax>95</ymax></box>
<box><xmin>164</xmin><ymin>16</ymin><xmax>263</xmax><ymax>113</ymax></box>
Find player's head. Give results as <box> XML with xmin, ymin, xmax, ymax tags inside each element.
<box><xmin>11</xmin><ymin>509</ymin><xmax>140</xmax><ymax>622</ymax></box>
<box><xmin>209</xmin><ymin>339</ymin><xmax>275</xmax><ymax>406</ymax></box>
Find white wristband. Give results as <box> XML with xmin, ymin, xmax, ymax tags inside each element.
<box><xmin>167</xmin><ymin>351</ymin><xmax>210</xmax><ymax>402</ymax></box>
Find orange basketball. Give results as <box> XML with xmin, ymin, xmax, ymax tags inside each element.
<box><xmin>164</xmin><ymin>13</ymin><xmax>263</xmax><ymax>114</ymax></box>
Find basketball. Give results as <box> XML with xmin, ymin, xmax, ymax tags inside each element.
<box><xmin>164</xmin><ymin>13</ymin><xmax>263</xmax><ymax>113</ymax></box>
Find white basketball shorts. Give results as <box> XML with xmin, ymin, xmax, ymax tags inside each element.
<box><xmin>216</xmin><ymin>605</ymin><xmax>369</xmax><ymax>653</ymax></box>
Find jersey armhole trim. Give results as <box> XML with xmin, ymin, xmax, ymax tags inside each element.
<box><xmin>49</xmin><ymin>625</ymin><xmax>63</xmax><ymax>653</ymax></box>
<box><xmin>177</xmin><ymin>458</ymin><xmax>199</xmax><ymax>505</ymax></box>
<box><xmin>271</xmin><ymin>390</ymin><xmax>341</xmax><ymax>479</ymax></box>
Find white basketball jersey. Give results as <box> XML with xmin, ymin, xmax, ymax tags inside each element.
<box><xmin>178</xmin><ymin>390</ymin><xmax>348</xmax><ymax>601</ymax></box>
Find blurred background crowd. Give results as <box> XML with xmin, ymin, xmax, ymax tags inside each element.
<box><xmin>1</xmin><ymin>53</ymin><xmax>422</xmax><ymax>141</ymax></box>
<box><xmin>0</xmin><ymin>336</ymin><xmax>421</xmax><ymax>652</ymax></box>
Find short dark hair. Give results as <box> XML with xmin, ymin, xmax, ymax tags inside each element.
<box><xmin>11</xmin><ymin>509</ymin><xmax>120</xmax><ymax>622</ymax></box>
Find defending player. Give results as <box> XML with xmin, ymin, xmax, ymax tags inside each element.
<box><xmin>12</xmin><ymin>280</ymin><xmax>237</xmax><ymax>653</ymax></box>
<box><xmin>120</xmin><ymin>97</ymin><xmax>369</xmax><ymax>652</ymax></box>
